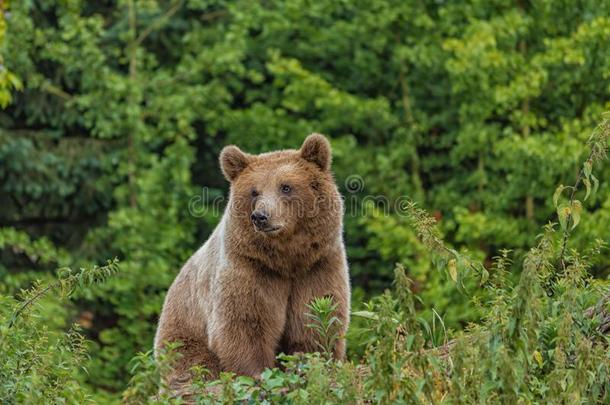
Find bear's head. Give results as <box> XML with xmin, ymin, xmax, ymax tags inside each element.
<box><xmin>220</xmin><ymin>134</ymin><xmax>342</xmax><ymax>254</ymax></box>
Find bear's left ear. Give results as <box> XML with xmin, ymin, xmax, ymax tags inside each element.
<box><xmin>300</xmin><ymin>133</ymin><xmax>331</xmax><ymax>171</ymax></box>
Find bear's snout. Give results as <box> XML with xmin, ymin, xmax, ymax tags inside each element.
<box><xmin>251</xmin><ymin>210</ymin><xmax>269</xmax><ymax>228</ymax></box>
<box><xmin>251</xmin><ymin>210</ymin><xmax>281</xmax><ymax>234</ymax></box>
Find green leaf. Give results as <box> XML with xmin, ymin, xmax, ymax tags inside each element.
<box><xmin>553</xmin><ymin>184</ymin><xmax>564</xmax><ymax>207</ymax></box>
<box><xmin>583</xmin><ymin>178</ymin><xmax>591</xmax><ymax>201</ymax></box>
<box><xmin>533</xmin><ymin>350</ymin><xmax>544</xmax><ymax>368</ymax></box>
<box><xmin>265</xmin><ymin>377</ymin><xmax>285</xmax><ymax>389</ymax></box>
<box><xmin>406</xmin><ymin>334</ymin><xmax>415</xmax><ymax>351</ymax></box>
<box><xmin>479</xmin><ymin>266</ymin><xmax>489</xmax><ymax>286</ymax></box>
<box><xmin>6</xmin><ymin>72</ymin><xmax>23</xmax><ymax>91</ymax></box>
<box><xmin>591</xmin><ymin>174</ymin><xmax>599</xmax><ymax>196</ymax></box>
<box><xmin>557</xmin><ymin>205</ymin><xmax>570</xmax><ymax>231</ymax></box>
<box><xmin>583</xmin><ymin>160</ymin><xmax>592</xmax><ymax>179</ymax></box>
<box><xmin>571</xmin><ymin>200</ymin><xmax>582</xmax><ymax>230</ymax></box>
<box><xmin>448</xmin><ymin>258</ymin><xmax>458</xmax><ymax>282</ymax></box>
<box><xmin>351</xmin><ymin>310</ymin><xmax>379</xmax><ymax>321</ymax></box>
<box><xmin>260</xmin><ymin>369</ymin><xmax>273</xmax><ymax>380</ymax></box>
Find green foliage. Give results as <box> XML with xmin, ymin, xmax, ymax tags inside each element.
<box><xmin>0</xmin><ymin>259</ymin><xmax>119</xmax><ymax>403</ymax></box>
<box><xmin>122</xmin><ymin>342</ymin><xmax>183</xmax><ymax>404</ymax></box>
<box><xmin>2</xmin><ymin>0</ymin><xmax>610</xmax><ymax>401</ymax></box>
<box><xmin>1</xmin><ymin>122</ymin><xmax>609</xmax><ymax>402</ymax></box>
<box><xmin>0</xmin><ymin>1</ymin><xmax>22</xmax><ymax>107</ymax></box>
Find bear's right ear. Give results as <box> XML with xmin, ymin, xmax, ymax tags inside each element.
<box><xmin>300</xmin><ymin>133</ymin><xmax>331</xmax><ymax>172</ymax></box>
<box><xmin>220</xmin><ymin>145</ymin><xmax>250</xmax><ymax>182</ymax></box>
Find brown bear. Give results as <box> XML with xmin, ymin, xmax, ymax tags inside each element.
<box><xmin>154</xmin><ymin>133</ymin><xmax>350</xmax><ymax>388</ymax></box>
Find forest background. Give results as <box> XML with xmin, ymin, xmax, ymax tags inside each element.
<box><xmin>1</xmin><ymin>0</ymin><xmax>610</xmax><ymax>401</ymax></box>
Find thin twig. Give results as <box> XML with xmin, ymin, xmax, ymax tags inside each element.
<box><xmin>8</xmin><ymin>284</ymin><xmax>54</xmax><ymax>328</ymax></box>
<box><xmin>41</xmin><ymin>83</ymin><xmax>73</xmax><ymax>100</ymax></box>
<box><xmin>133</xmin><ymin>0</ymin><xmax>184</xmax><ymax>49</ymax></box>
<box><xmin>200</xmin><ymin>9</ymin><xmax>228</xmax><ymax>23</ymax></box>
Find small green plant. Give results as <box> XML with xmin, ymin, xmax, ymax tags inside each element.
<box><xmin>122</xmin><ymin>342</ymin><xmax>184</xmax><ymax>405</ymax></box>
<box><xmin>305</xmin><ymin>296</ymin><xmax>343</xmax><ymax>358</ymax></box>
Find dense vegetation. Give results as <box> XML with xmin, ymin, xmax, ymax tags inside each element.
<box><xmin>1</xmin><ymin>0</ymin><xmax>609</xmax><ymax>403</ymax></box>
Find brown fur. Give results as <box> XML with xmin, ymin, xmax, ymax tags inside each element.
<box><xmin>155</xmin><ymin>134</ymin><xmax>350</xmax><ymax>387</ymax></box>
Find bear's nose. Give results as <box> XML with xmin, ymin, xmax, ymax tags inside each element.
<box><xmin>251</xmin><ymin>211</ymin><xmax>269</xmax><ymax>227</ymax></box>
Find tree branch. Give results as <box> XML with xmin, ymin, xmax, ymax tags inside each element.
<box><xmin>133</xmin><ymin>0</ymin><xmax>184</xmax><ymax>49</ymax></box>
<box><xmin>41</xmin><ymin>83</ymin><xmax>72</xmax><ymax>100</ymax></box>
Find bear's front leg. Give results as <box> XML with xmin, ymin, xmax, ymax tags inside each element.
<box><xmin>209</xmin><ymin>266</ymin><xmax>290</xmax><ymax>376</ymax></box>
<box><xmin>281</xmin><ymin>253</ymin><xmax>350</xmax><ymax>359</ymax></box>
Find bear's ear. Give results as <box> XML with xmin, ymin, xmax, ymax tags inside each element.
<box><xmin>300</xmin><ymin>133</ymin><xmax>331</xmax><ymax>171</ymax></box>
<box><xmin>220</xmin><ymin>145</ymin><xmax>250</xmax><ymax>182</ymax></box>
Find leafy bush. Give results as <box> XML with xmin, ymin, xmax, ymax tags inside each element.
<box><xmin>0</xmin><ymin>259</ymin><xmax>119</xmax><ymax>403</ymax></box>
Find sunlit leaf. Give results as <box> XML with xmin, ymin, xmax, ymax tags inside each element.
<box><xmin>553</xmin><ymin>184</ymin><xmax>564</xmax><ymax>207</ymax></box>
<box><xmin>533</xmin><ymin>350</ymin><xmax>544</xmax><ymax>368</ymax></box>
<box><xmin>571</xmin><ymin>200</ymin><xmax>582</xmax><ymax>230</ymax></box>
<box><xmin>6</xmin><ymin>72</ymin><xmax>23</xmax><ymax>90</ymax></box>
<box><xmin>591</xmin><ymin>174</ymin><xmax>599</xmax><ymax>196</ymax></box>
<box><xmin>583</xmin><ymin>178</ymin><xmax>591</xmax><ymax>201</ymax></box>
<box><xmin>479</xmin><ymin>266</ymin><xmax>489</xmax><ymax>286</ymax></box>
<box><xmin>557</xmin><ymin>205</ymin><xmax>570</xmax><ymax>231</ymax></box>
<box><xmin>351</xmin><ymin>310</ymin><xmax>379</xmax><ymax>321</ymax></box>
<box><xmin>448</xmin><ymin>258</ymin><xmax>458</xmax><ymax>282</ymax></box>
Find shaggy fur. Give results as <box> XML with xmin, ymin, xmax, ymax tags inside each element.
<box><xmin>155</xmin><ymin>134</ymin><xmax>350</xmax><ymax>388</ymax></box>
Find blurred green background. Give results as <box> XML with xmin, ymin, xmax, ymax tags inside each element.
<box><xmin>1</xmin><ymin>0</ymin><xmax>609</xmax><ymax>397</ymax></box>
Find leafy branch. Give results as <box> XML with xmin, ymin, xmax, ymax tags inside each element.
<box><xmin>404</xmin><ymin>201</ymin><xmax>489</xmax><ymax>287</ymax></box>
<box><xmin>7</xmin><ymin>258</ymin><xmax>120</xmax><ymax>328</ymax></box>
<box><xmin>555</xmin><ymin>115</ymin><xmax>609</xmax><ymax>270</ymax></box>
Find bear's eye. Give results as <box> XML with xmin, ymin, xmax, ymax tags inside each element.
<box><xmin>251</xmin><ymin>189</ymin><xmax>259</xmax><ymax>198</ymax></box>
<box><xmin>280</xmin><ymin>184</ymin><xmax>292</xmax><ymax>194</ymax></box>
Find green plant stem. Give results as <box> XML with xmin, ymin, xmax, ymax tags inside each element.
<box><xmin>558</xmin><ymin>157</ymin><xmax>588</xmax><ymax>271</ymax></box>
<box><xmin>7</xmin><ymin>283</ymin><xmax>54</xmax><ymax>328</ymax></box>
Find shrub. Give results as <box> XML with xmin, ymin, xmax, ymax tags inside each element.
<box><xmin>0</xmin><ymin>259</ymin><xmax>119</xmax><ymax>403</ymax></box>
